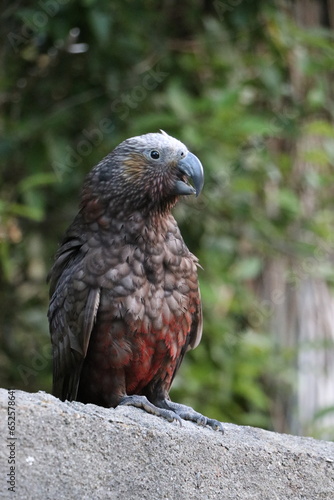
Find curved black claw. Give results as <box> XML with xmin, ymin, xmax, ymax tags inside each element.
<box><xmin>118</xmin><ymin>395</ymin><xmax>182</xmax><ymax>426</ymax></box>
<box><xmin>166</xmin><ymin>401</ymin><xmax>224</xmax><ymax>433</ymax></box>
<box><xmin>205</xmin><ymin>417</ymin><xmax>224</xmax><ymax>433</ymax></box>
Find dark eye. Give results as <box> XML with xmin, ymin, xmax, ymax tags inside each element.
<box><xmin>150</xmin><ymin>150</ymin><xmax>160</xmax><ymax>159</ymax></box>
<box><xmin>180</xmin><ymin>151</ymin><xmax>185</xmax><ymax>157</ymax></box>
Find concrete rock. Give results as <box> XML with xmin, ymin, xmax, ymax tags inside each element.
<box><xmin>0</xmin><ymin>389</ymin><xmax>333</xmax><ymax>499</ymax></box>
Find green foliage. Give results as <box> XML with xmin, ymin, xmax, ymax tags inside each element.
<box><xmin>1</xmin><ymin>0</ymin><xmax>334</xmax><ymax>435</ymax></box>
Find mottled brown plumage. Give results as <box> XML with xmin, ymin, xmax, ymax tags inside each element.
<box><xmin>48</xmin><ymin>131</ymin><xmax>223</xmax><ymax>431</ymax></box>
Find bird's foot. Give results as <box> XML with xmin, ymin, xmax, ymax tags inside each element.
<box><xmin>119</xmin><ymin>395</ymin><xmax>223</xmax><ymax>432</ymax></box>
<box><xmin>118</xmin><ymin>395</ymin><xmax>182</xmax><ymax>425</ymax></box>
<box><xmin>165</xmin><ymin>401</ymin><xmax>224</xmax><ymax>433</ymax></box>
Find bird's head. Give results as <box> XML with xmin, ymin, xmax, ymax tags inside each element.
<box><xmin>82</xmin><ymin>131</ymin><xmax>204</xmax><ymax>216</ymax></box>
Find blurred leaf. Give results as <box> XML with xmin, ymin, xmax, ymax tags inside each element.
<box><xmin>18</xmin><ymin>173</ymin><xmax>57</xmax><ymax>192</ymax></box>
<box><xmin>278</xmin><ymin>189</ymin><xmax>300</xmax><ymax>215</ymax></box>
<box><xmin>231</xmin><ymin>257</ymin><xmax>263</xmax><ymax>280</ymax></box>
<box><xmin>0</xmin><ymin>201</ymin><xmax>44</xmax><ymax>221</ymax></box>
<box><xmin>89</xmin><ymin>10</ymin><xmax>113</xmax><ymax>45</ymax></box>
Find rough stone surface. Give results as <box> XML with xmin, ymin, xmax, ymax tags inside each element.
<box><xmin>0</xmin><ymin>389</ymin><xmax>333</xmax><ymax>499</ymax></box>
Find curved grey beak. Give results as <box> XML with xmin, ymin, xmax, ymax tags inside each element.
<box><xmin>173</xmin><ymin>152</ymin><xmax>204</xmax><ymax>197</ymax></box>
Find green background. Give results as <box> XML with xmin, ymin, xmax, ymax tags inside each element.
<box><xmin>1</xmin><ymin>0</ymin><xmax>334</xmax><ymax>439</ymax></box>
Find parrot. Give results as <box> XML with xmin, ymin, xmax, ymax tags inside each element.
<box><xmin>48</xmin><ymin>130</ymin><xmax>223</xmax><ymax>432</ymax></box>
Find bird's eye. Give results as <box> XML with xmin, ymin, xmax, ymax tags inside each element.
<box><xmin>180</xmin><ymin>151</ymin><xmax>185</xmax><ymax>157</ymax></box>
<box><xmin>150</xmin><ymin>150</ymin><xmax>160</xmax><ymax>160</ymax></box>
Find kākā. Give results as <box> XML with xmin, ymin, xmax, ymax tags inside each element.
<box><xmin>48</xmin><ymin>130</ymin><xmax>223</xmax><ymax>431</ymax></box>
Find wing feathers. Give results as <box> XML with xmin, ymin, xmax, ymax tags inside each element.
<box><xmin>48</xmin><ymin>232</ymin><xmax>101</xmax><ymax>401</ymax></box>
<box><xmin>82</xmin><ymin>287</ymin><xmax>100</xmax><ymax>356</ymax></box>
